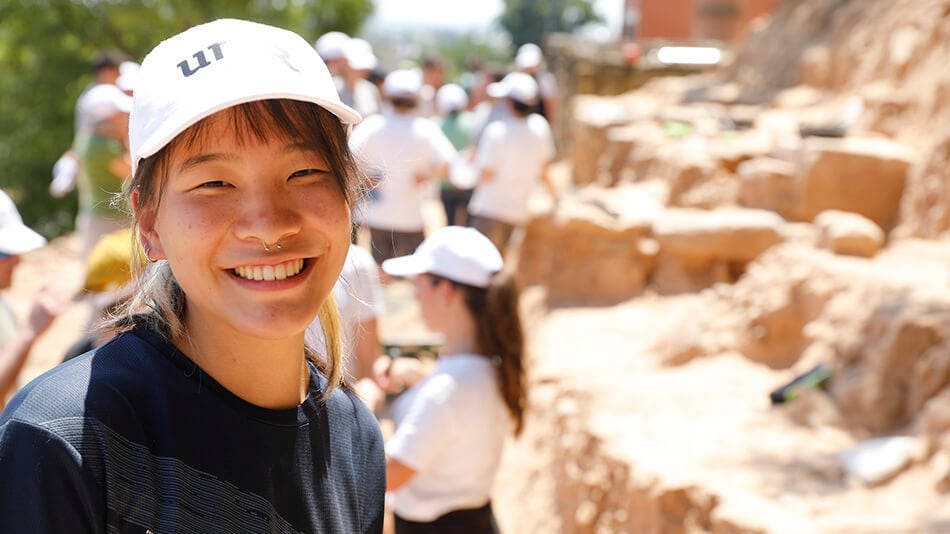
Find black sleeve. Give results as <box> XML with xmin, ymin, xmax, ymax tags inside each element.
<box><xmin>350</xmin><ymin>394</ymin><xmax>386</xmax><ymax>534</ymax></box>
<box><xmin>0</xmin><ymin>420</ymin><xmax>101</xmax><ymax>533</ymax></box>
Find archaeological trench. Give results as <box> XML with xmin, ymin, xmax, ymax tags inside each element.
<box><xmin>491</xmin><ymin>0</ymin><xmax>950</xmax><ymax>532</ymax></box>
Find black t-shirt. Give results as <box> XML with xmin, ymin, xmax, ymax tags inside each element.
<box><xmin>0</xmin><ymin>327</ymin><xmax>385</xmax><ymax>533</ymax></box>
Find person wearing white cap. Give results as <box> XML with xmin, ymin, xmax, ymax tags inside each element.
<box><xmin>72</xmin><ymin>82</ymin><xmax>133</xmax><ymax>259</ymax></box>
<box><xmin>468</xmin><ymin>71</ymin><xmax>556</xmax><ymax>254</ymax></box>
<box><xmin>363</xmin><ymin>226</ymin><xmax>525</xmax><ymax>532</ymax></box>
<box><xmin>0</xmin><ymin>190</ymin><xmax>64</xmax><ymax>408</ymax></box>
<box><xmin>116</xmin><ymin>60</ymin><xmax>140</xmax><ymax>95</ymax></box>
<box><xmin>0</xmin><ymin>19</ymin><xmax>384</xmax><ymax>533</ymax></box>
<box><xmin>340</xmin><ymin>37</ymin><xmax>381</xmax><ymax>117</ymax></box>
<box><xmin>49</xmin><ymin>50</ymin><xmax>130</xmax><ymax>199</ymax></box>
<box><xmin>435</xmin><ymin>83</ymin><xmax>477</xmax><ymax>227</ymax></box>
<box><xmin>350</xmin><ymin>69</ymin><xmax>458</xmax><ymax>265</ymax></box>
<box><xmin>315</xmin><ymin>30</ymin><xmax>350</xmax><ymax>77</ymax></box>
<box><xmin>514</xmin><ymin>43</ymin><xmax>559</xmax><ymax>125</ymax></box>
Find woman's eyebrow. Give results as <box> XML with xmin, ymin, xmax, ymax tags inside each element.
<box><xmin>176</xmin><ymin>152</ymin><xmax>236</xmax><ymax>174</ymax></box>
<box><xmin>282</xmin><ymin>142</ymin><xmax>319</xmax><ymax>155</ymax></box>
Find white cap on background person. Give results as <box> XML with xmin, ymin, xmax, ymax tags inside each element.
<box><xmin>0</xmin><ymin>190</ymin><xmax>46</xmax><ymax>256</ymax></box>
<box><xmin>381</xmin><ymin>226</ymin><xmax>503</xmax><ymax>288</ymax></box>
<box><xmin>435</xmin><ymin>83</ymin><xmax>468</xmax><ymax>114</ymax></box>
<box><xmin>129</xmin><ymin>18</ymin><xmax>362</xmax><ymax>175</ymax></box>
<box><xmin>116</xmin><ymin>61</ymin><xmax>140</xmax><ymax>93</ymax></box>
<box><xmin>80</xmin><ymin>83</ymin><xmax>133</xmax><ymax>125</ymax></box>
<box><xmin>315</xmin><ymin>31</ymin><xmax>350</xmax><ymax>62</ymax></box>
<box><xmin>515</xmin><ymin>43</ymin><xmax>543</xmax><ymax>70</ymax></box>
<box><xmin>487</xmin><ymin>72</ymin><xmax>539</xmax><ymax>106</ymax></box>
<box><xmin>382</xmin><ymin>69</ymin><xmax>422</xmax><ymax>100</ymax></box>
<box><xmin>344</xmin><ymin>38</ymin><xmax>378</xmax><ymax>71</ymax></box>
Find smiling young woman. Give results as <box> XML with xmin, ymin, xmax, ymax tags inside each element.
<box><xmin>0</xmin><ymin>19</ymin><xmax>385</xmax><ymax>533</ymax></box>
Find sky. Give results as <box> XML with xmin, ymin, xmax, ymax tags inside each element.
<box><xmin>366</xmin><ymin>0</ymin><xmax>624</xmax><ymax>37</ymax></box>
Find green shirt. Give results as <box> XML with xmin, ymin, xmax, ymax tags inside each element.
<box><xmin>74</xmin><ymin>130</ymin><xmax>128</xmax><ymax>219</ymax></box>
<box><xmin>439</xmin><ymin>111</ymin><xmax>475</xmax><ymax>151</ymax></box>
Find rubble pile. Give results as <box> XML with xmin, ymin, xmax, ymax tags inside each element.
<box><xmin>505</xmin><ymin>0</ymin><xmax>950</xmax><ymax>530</ymax></box>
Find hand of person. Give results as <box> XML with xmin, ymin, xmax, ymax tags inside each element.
<box><xmin>354</xmin><ymin>377</ymin><xmax>386</xmax><ymax>414</ymax></box>
<box><xmin>372</xmin><ymin>355</ymin><xmax>399</xmax><ymax>394</ymax></box>
<box><xmin>373</xmin><ymin>355</ymin><xmax>427</xmax><ymax>394</ymax></box>
<box><xmin>414</xmin><ymin>174</ymin><xmax>429</xmax><ymax>186</ymax></box>
<box><xmin>26</xmin><ymin>286</ymin><xmax>68</xmax><ymax>337</ymax></box>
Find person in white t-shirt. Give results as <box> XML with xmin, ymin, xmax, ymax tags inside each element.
<box><xmin>515</xmin><ymin>43</ymin><xmax>559</xmax><ymax>126</ymax></box>
<box><xmin>305</xmin><ymin>244</ymin><xmax>383</xmax><ymax>380</ymax></box>
<box><xmin>364</xmin><ymin>226</ymin><xmax>527</xmax><ymax>533</ymax></box>
<box><xmin>350</xmin><ymin>69</ymin><xmax>458</xmax><ymax>265</ymax></box>
<box><xmin>468</xmin><ymin>72</ymin><xmax>556</xmax><ymax>254</ymax></box>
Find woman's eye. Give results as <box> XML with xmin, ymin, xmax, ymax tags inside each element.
<box><xmin>290</xmin><ymin>169</ymin><xmax>327</xmax><ymax>179</ymax></box>
<box><xmin>198</xmin><ymin>180</ymin><xmax>231</xmax><ymax>189</ymax></box>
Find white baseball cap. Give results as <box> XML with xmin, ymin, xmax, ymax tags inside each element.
<box><xmin>382</xmin><ymin>226</ymin><xmax>503</xmax><ymax>288</ymax></box>
<box><xmin>129</xmin><ymin>19</ymin><xmax>361</xmax><ymax>175</ymax></box>
<box><xmin>315</xmin><ymin>31</ymin><xmax>350</xmax><ymax>62</ymax></box>
<box><xmin>487</xmin><ymin>71</ymin><xmax>539</xmax><ymax>105</ymax></box>
<box><xmin>344</xmin><ymin>38</ymin><xmax>378</xmax><ymax>71</ymax></box>
<box><xmin>436</xmin><ymin>83</ymin><xmax>468</xmax><ymax>114</ymax></box>
<box><xmin>79</xmin><ymin>83</ymin><xmax>133</xmax><ymax>125</ymax></box>
<box><xmin>116</xmin><ymin>61</ymin><xmax>140</xmax><ymax>92</ymax></box>
<box><xmin>0</xmin><ymin>191</ymin><xmax>46</xmax><ymax>255</ymax></box>
<box><xmin>515</xmin><ymin>43</ymin><xmax>543</xmax><ymax>70</ymax></box>
<box><xmin>383</xmin><ymin>69</ymin><xmax>422</xmax><ymax>99</ymax></box>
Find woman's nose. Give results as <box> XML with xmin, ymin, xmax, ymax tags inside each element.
<box><xmin>233</xmin><ymin>190</ymin><xmax>302</xmax><ymax>247</ymax></box>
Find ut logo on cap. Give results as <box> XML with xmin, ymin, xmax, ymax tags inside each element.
<box><xmin>178</xmin><ymin>42</ymin><xmax>225</xmax><ymax>77</ymax></box>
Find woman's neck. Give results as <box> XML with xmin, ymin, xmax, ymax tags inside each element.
<box><xmin>176</xmin><ymin>313</ymin><xmax>310</xmax><ymax>410</ymax></box>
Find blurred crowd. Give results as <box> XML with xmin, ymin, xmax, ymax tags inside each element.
<box><xmin>0</xmin><ymin>26</ymin><xmax>564</xmax><ymax>533</ymax></box>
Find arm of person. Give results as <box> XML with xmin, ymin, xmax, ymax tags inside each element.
<box><xmin>352</xmin><ymin>318</ymin><xmax>380</xmax><ymax>381</ymax></box>
<box><xmin>108</xmin><ymin>153</ymin><xmax>131</xmax><ymax>181</ymax></box>
<box><xmin>0</xmin><ymin>292</ymin><xmax>62</xmax><ymax>406</ymax></box>
<box><xmin>383</xmin><ymin>374</ymin><xmax>457</xmax><ymax>493</ymax></box>
<box><xmin>386</xmin><ymin>455</ymin><xmax>417</xmax><ymax>492</ymax></box>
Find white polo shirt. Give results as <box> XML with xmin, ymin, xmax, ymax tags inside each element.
<box><xmin>349</xmin><ymin>111</ymin><xmax>457</xmax><ymax>232</ymax></box>
<box><xmin>469</xmin><ymin>113</ymin><xmax>555</xmax><ymax>225</ymax></box>
<box><xmin>305</xmin><ymin>245</ymin><xmax>383</xmax><ymax>376</ymax></box>
<box><xmin>387</xmin><ymin>353</ymin><xmax>512</xmax><ymax>521</ymax></box>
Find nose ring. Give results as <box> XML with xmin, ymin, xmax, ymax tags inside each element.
<box><xmin>262</xmin><ymin>240</ymin><xmax>282</xmax><ymax>253</ymax></box>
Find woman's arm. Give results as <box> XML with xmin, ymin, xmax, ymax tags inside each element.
<box><xmin>385</xmin><ymin>455</ymin><xmax>417</xmax><ymax>492</ymax></box>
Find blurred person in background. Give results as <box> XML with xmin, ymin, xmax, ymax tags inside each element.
<box><xmin>470</xmin><ymin>70</ymin><xmax>509</xmax><ymax>148</ymax></box>
<box><xmin>417</xmin><ymin>55</ymin><xmax>447</xmax><ymax>118</ymax></box>
<box><xmin>61</xmin><ymin>227</ymin><xmax>144</xmax><ymax>362</ymax></box>
<box><xmin>315</xmin><ymin>30</ymin><xmax>350</xmax><ymax>77</ymax></box>
<box><xmin>115</xmin><ymin>60</ymin><xmax>140</xmax><ymax>96</ymax></box>
<box><xmin>50</xmin><ymin>50</ymin><xmax>130</xmax><ymax>199</ymax></box>
<box><xmin>0</xmin><ymin>191</ymin><xmax>64</xmax><ymax>408</ymax></box>
<box><xmin>367</xmin><ymin>226</ymin><xmax>527</xmax><ymax>533</ymax></box>
<box><xmin>435</xmin><ymin>83</ymin><xmax>477</xmax><ymax>227</ymax></box>
<box><xmin>73</xmin><ymin>83</ymin><xmax>132</xmax><ymax>259</ymax></box>
<box><xmin>306</xmin><ymin>242</ymin><xmax>383</xmax><ymax>381</ymax></box>
<box><xmin>468</xmin><ymin>72</ymin><xmax>556</xmax><ymax>255</ymax></box>
<box><xmin>515</xmin><ymin>43</ymin><xmax>559</xmax><ymax>127</ymax></box>
<box><xmin>350</xmin><ymin>69</ymin><xmax>457</xmax><ymax>266</ymax></box>
<box><xmin>341</xmin><ymin>37</ymin><xmax>381</xmax><ymax>117</ymax></box>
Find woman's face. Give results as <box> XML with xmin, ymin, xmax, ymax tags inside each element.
<box><xmin>138</xmin><ymin>111</ymin><xmax>350</xmax><ymax>341</ymax></box>
<box><xmin>412</xmin><ymin>274</ymin><xmax>449</xmax><ymax>333</ymax></box>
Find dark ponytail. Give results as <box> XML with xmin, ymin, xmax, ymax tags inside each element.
<box><xmin>457</xmin><ymin>270</ymin><xmax>526</xmax><ymax>436</ymax></box>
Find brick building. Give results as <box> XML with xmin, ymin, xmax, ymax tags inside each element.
<box><xmin>622</xmin><ymin>0</ymin><xmax>782</xmax><ymax>42</ymax></box>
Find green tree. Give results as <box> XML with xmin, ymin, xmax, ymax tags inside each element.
<box><xmin>0</xmin><ymin>0</ymin><xmax>373</xmax><ymax>238</ymax></box>
<box><xmin>497</xmin><ymin>0</ymin><xmax>601</xmax><ymax>50</ymax></box>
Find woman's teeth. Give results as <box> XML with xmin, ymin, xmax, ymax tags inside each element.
<box><xmin>234</xmin><ymin>259</ymin><xmax>305</xmax><ymax>281</ymax></box>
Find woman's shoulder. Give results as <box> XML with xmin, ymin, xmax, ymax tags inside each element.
<box><xmin>0</xmin><ymin>329</ymin><xmax>169</xmax><ymax>431</ymax></box>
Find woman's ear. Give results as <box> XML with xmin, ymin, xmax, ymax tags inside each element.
<box><xmin>131</xmin><ymin>189</ymin><xmax>166</xmax><ymax>261</ymax></box>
